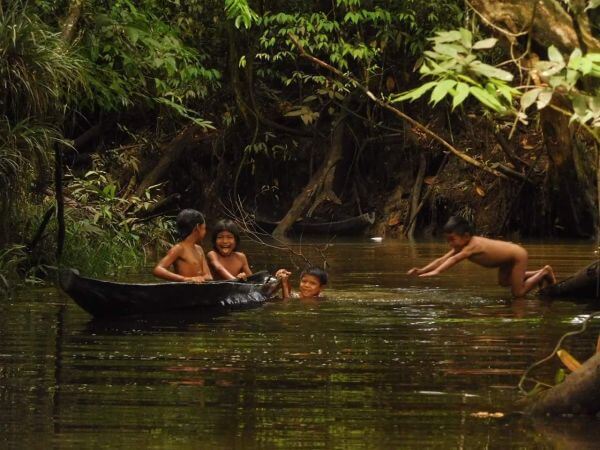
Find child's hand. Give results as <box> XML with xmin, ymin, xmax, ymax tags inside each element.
<box><xmin>407</xmin><ymin>268</ymin><xmax>421</xmax><ymax>276</ymax></box>
<box><xmin>418</xmin><ymin>271</ymin><xmax>439</xmax><ymax>278</ymax></box>
<box><xmin>184</xmin><ymin>276</ymin><xmax>205</xmax><ymax>283</ymax></box>
<box><xmin>236</xmin><ymin>272</ymin><xmax>248</xmax><ymax>280</ymax></box>
<box><xmin>275</xmin><ymin>269</ymin><xmax>291</xmax><ymax>279</ymax></box>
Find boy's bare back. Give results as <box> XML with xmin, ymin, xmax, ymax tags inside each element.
<box><xmin>460</xmin><ymin>236</ymin><xmax>525</xmax><ymax>268</ymax></box>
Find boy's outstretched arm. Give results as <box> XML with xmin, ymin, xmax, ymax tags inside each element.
<box><xmin>240</xmin><ymin>254</ymin><xmax>252</xmax><ymax>277</ymax></box>
<box><xmin>419</xmin><ymin>250</ymin><xmax>470</xmax><ymax>277</ymax></box>
<box><xmin>153</xmin><ymin>246</ymin><xmax>188</xmax><ymax>282</ymax></box>
<box><xmin>200</xmin><ymin>249</ymin><xmax>213</xmax><ymax>281</ymax></box>
<box><xmin>407</xmin><ymin>250</ymin><xmax>455</xmax><ymax>276</ymax></box>
<box><xmin>276</xmin><ymin>269</ymin><xmax>292</xmax><ymax>298</ymax></box>
<box><xmin>207</xmin><ymin>252</ymin><xmax>236</xmax><ymax>280</ymax></box>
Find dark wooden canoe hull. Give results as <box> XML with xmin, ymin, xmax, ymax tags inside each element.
<box><xmin>59</xmin><ymin>269</ymin><xmax>280</xmax><ymax>318</ymax></box>
<box><xmin>256</xmin><ymin>212</ymin><xmax>375</xmax><ymax>235</ymax></box>
<box><xmin>539</xmin><ymin>261</ymin><xmax>600</xmax><ymax>300</ymax></box>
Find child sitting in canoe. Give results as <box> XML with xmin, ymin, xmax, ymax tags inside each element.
<box><xmin>407</xmin><ymin>216</ymin><xmax>556</xmax><ymax>297</ymax></box>
<box><xmin>206</xmin><ymin>219</ymin><xmax>252</xmax><ymax>280</ymax></box>
<box><xmin>275</xmin><ymin>266</ymin><xmax>328</xmax><ymax>298</ymax></box>
<box><xmin>153</xmin><ymin>209</ymin><xmax>213</xmax><ymax>283</ymax></box>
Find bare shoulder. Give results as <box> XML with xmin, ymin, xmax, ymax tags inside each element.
<box><xmin>463</xmin><ymin>236</ymin><xmax>484</xmax><ymax>253</ymax></box>
<box><xmin>194</xmin><ymin>244</ymin><xmax>206</xmax><ymax>255</ymax></box>
<box><xmin>235</xmin><ymin>251</ymin><xmax>248</xmax><ymax>260</ymax></box>
<box><xmin>206</xmin><ymin>250</ymin><xmax>217</xmax><ymax>259</ymax></box>
<box><xmin>169</xmin><ymin>243</ymin><xmax>184</xmax><ymax>255</ymax></box>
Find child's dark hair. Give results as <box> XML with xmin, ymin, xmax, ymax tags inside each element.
<box><xmin>211</xmin><ymin>219</ymin><xmax>241</xmax><ymax>251</ymax></box>
<box><xmin>301</xmin><ymin>266</ymin><xmax>328</xmax><ymax>286</ymax></box>
<box><xmin>443</xmin><ymin>216</ymin><xmax>474</xmax><ymax>236</ymax></box>
<box><xmin>176</xmin><ymin>209</ymin><xmax>205</xmax><ymax>240</ymax></box>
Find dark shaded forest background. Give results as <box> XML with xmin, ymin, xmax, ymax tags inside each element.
<box><xmin>0</xmin><ymin>0</ymin><xmax>598</xmax><ymax>285</ymax></box>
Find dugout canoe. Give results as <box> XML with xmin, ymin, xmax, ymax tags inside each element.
<box><xmin>59</xmin><ymin>269</ymin><xmax>280</xmax><ymax>318</ymax></box>
<box><xmin>539</xmin><ymin>261</ymin><xmax>600</xmax><ymax>300</ymax></box>
<box><xmin>255</xmin><ymin>212</ymin><xmax>375</xmax><ymax>235</ymax></box>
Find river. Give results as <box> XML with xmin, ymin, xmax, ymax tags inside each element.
<box><xmin>1</xmin><ymin>239</ymin><xmax>599</xmax><ymax>449</ymax></box>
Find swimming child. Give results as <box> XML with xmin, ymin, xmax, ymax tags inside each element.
<box><xmin>153</xmin><ymin>209</ymin><xmax>213</xmax><ymax>282</ymax></box>
<box><xmin>206</xmin><ymin>219</ymin><xmax>252</xmax><ymax>280</ymax></box>
<box><xmin>275</xmin><ymin>266</ymin><xmax>328</xmax><ymax>299</ymax></box>
<box><xmin>407</xmin><ymin>216</ymin><xmax>556</xmax><ymax>297</ymax></box>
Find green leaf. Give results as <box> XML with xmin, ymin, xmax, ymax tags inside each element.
<box><xmin>459</xmin><ymin>28</ymin><xmax>472</xmax><ymax>48</ymax></box>
<box><xmin>452</xmin><ymin>82</ymin><xmax>470</xmax><ymax>110</ymax></box>
<box><xmin>429</xmin><ymin>79</ymin><xmax>457</xmax><ymax>105</ymax></box>
<box><xmin>548</xmin><ymin>46</ymin><xmax>565</xmax><ymax>65</ymax></box>
<box><xmin>567</xmin><ymin>48</ymin><xmax>583</xmax><ymax>69</ymax></box>
<box><xmin>521</xmin><ymin>87</ymin><xmax>543</xmax><ymax>110</ymax></box>
<box><xmin>472</xmin><ymin>38</ymin><xmax>498</xmax><ymax>50</ymax></box>
<box><xmin>470</xmin><ymin>86</ymin><xmax>505</xmax><ymax>112</ymax></box>
<box><xmin>585</xmin><ymin>0</ymin><xmax>600</xmax><ymax>11</ymax></box>
<box><xmin>537</xmin><ymin>60</ymin><xmax>565</xmax><ymax>78</ymax></box>
<box><xmin>393</xmin><ymin>81</ymin><xmax>437</xmax><ymax>102</ymax></box>
<box><xmin>469</xmin><ymin>62</ymin><xmax>514</xmax><ymax>81</ymax></box>
<box><xmin>572</xmin><ymin>94</ymin><xmax>588</xmax><ymax>116</ymax></box>
<box><xmin>432</xmin><ymin>43</ymin><xmax>462</xmax><ymax>58</ymax></box>
<box><xmin>432</xmin><ymin>30</ymin><xmax>463</xmax><ymax>44</ymax></box>
<box><xmin>536</xmin><ymin>89</ymin><xmax>553</xmax><ymax>110</ymax></box>
<box><xmin>497</xmin><ymin>84</ymin><xmax>516</xmax><ymax>103</ymax></box>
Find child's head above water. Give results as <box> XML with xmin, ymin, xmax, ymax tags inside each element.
<box><xmin>299</xmin><ymin>266</ymin><xmax>328</xmax><ymax>297</ymax></box>
<box><xmin>211</xmin><ymin>219</ymin><xmax>241</xmax><ymax>256</ymax></box>
<box><xmin>443</xmin><ymin>216</ymin><xmax>474</xmax><ymax>250</ymax></box>
<box><xmin>176</xmin><ymin>209</ymin><xmax>206</xmax><ymax>241</ymax></box>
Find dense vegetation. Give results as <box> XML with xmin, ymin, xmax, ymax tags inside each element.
<box><xmin>0</xmin><ymin>0</ymin><xmax>598</xmax><ymax>289</ymax></box>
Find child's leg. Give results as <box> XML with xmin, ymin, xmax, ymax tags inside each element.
<box><xmin>524</xmin><ymin>269</ymin><xmax>542</xmax><ymax>279</ymax></box>
<box><xmin>524</xmin><ymin>266</ymin><xmax>556</xmax><ymax>286</ymax></box>
<box><xmin>542</xmin><ymin>265</ymin><xmax>557</xmax><ymax>285</ymax></box>
<box><xmin>510</xmin><ymin>260</ymin><xmax>554</xmax><ymax>297</ymax></box>
<box><xmin>508</xmin><ymin>250</ymin><xmax>542</xmax><ymax>297</ymax></box>
<box><xmin>498</xmin><ymin>264</ymin><xmax>512</xmax><ymax>286</ymax></box>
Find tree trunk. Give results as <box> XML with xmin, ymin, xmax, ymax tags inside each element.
<box><xmin>540</xmin><ymin>97</ymin><xmax>596</xmax><ymax>236</ymax></box>
<box><xmin>135</xmin><ymin>127</ymin><xmax>214</xmax><ymax>197</ymax></box>
<box><xmin>61</xmin><ymin>0</ymin><xmax>84</xmax><ymax>43</ymax></box>
<box><xmin>469</xmin><ymin>0</ymin><xmax>599</xmax><ymax>52</ymax></box>
<box><xmin>226</xmin><ymin>23</ymin><xmax>253</xmax><ymax>127</ymax></box>
<box><xmin>272</xmin><ymin>118</ymin><xmax>346</xmax><ymax>238</ymax></box>
<box><xmin>407</xmin><ymin>153</ymin><xmax>427</xmax><ymax>240</ymax></box>
<box><xmin>526</xmin><ymin>352</ymin><xmax>600</xmax><ymax>415</ymax></box>
<box><xmin>471</xmin><ymin>0</ymin><xmax>599</xmax><ymax>236</ymax></box>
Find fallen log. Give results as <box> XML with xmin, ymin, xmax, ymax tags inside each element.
<box><xmin>539</xmin><ymin>261</ymin><xmax>600</xmax><ymax>300</ymax></box>
<box><xmin>257</xmin><ymin>212</ymin><xmax>375</xmax><ymax>236</ymax></box>
<box><xmin>525</xmin><ymin>352</ymin><xmax>600</xmax><ymax>416</ymax></box>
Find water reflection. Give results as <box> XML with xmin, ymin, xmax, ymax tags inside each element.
<box><xmin>1</xmin><ymin>240</ymin><xmax>599</xmax><ymax>448</ymax></box>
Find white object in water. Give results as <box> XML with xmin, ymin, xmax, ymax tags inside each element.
<box><xmin>370</xmin><ymin>237</ymin><xmax>383</xmax><ymax>242</ymax></box>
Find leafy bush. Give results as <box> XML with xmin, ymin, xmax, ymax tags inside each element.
<box><xmin>62</xmin><ymin>169</ymin><xmax>174</xmax><ymax>276</ymax></box>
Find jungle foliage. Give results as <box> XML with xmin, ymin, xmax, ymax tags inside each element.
<box><xmin>1</xmin><ymin>0</ymin><xmax>599</xmax><ymax>289</ymax></box>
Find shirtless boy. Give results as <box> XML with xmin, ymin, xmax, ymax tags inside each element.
<box><xmin>153</xmin><ymin>209</ymin><xmax>212</xmax><ymax>282</ymax></box>
<box><xmin>407</xmin><ymin>216</ymin><xmax>556</xmax><ymax>297</ymax></box>
<box><xmin>207</xmin><ymin>219</ymin><xmax>252</xmax><ymax>280</ymax></box>
<box><xmin>275</xmin><ymin>266</ymin><xmax>328</xmax><ymax>299</ymax></box>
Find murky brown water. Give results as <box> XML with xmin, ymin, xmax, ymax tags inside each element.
<box><xmin>1</xmin><ymin>239</ymin><xmax>599</xmax><ymax>449</ymax></box>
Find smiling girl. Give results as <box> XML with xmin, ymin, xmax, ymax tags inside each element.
<box><xmin>206</xmin><ymin>219</ymin><xmax>252</xmax><ymax>280</ymax></box>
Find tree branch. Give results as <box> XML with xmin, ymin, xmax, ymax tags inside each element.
<box><xmin>287</xmin><ymin>34</ymin><xmax>508</xmax><ymax>180</ymax></box>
